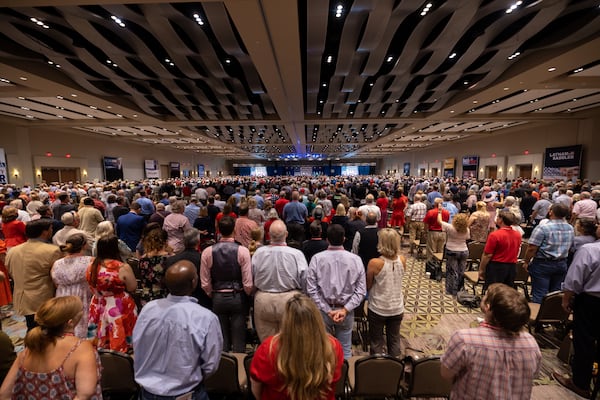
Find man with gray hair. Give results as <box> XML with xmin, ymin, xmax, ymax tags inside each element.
<box><xmin>52</xmin><ymin>211</ymin><xmax>90</xmax><ymax>247</ymax></box>
<box><xmin>571</xmin><ymin>191</ymin><xmax>597</xmax><ymax>224</ymax></box>
<box><xmin>531</xmin><ymin>192</ymin><xmax>552</xmax><ymax>226</ymax></box>
<box><xmin>164</xmin><ymin>228</ymin><xmax>211</xmax><ymax>309</ymax></box>
<box><xmin>251</xmin><ymin>220</ymin><xmax>307</xmax><ymax>341</ymax></box>
<box><xmin>357</xmin><ymin>194</ymin><xmax>380</xmax><ymax>222</ymax></box>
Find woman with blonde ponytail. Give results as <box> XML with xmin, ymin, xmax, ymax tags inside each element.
<box><xmin>250</xmin><ymin>294</ymin><xmax>344</xmax><ymax>400</ymax></box>
<box><xmin>0</xmin><ymin>296</ymin><xmax>102</xmax><ymax>399</ymax></box>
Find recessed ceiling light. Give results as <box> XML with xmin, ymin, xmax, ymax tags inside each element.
<box><xmin>19</xmin><ymin>77</ymin><xmax>27</xmax><ymax>81</ymax></box>
<box><xmin>132</xmin><ymin>114</ymin><xmax>138</xmax><ymax>118</ymax></box>
<box><xmin>71</xmin><ymin>94</ymin><xmax>77</xmax><ymax>97</ymax></box>
<box><xmin>573</xmin><ymin>67</ymin><xmax>584</xmax><ymax>73</ymax></box>
<box><xmin>547</xmin><ymin>67</ymin><xmax>557</xmax><ymax>72</ymax></box>
<box><xmin>503</xmin><ymin>87</ymin><xmax>509</xmax><ymax>90</ymax></box>
<box><xmin>326</xmin><ymin>55</ymin><xmax>333</xmax><ymax>63</ymax></box>
<box><xmin>18</xmin><ymin>96</ymin><xmax>25</xmax><ymax>100</ymax></box>
<box><xmin>449</xmin><ymin>53</ymin><xmax>456</xmax><ymax>59</ymax></box>
<box><xmin>386</xmin><ymin>56</ymin><xmax>393</xmax><ymax>62</ymax></box>
<box><xmin>450</xmin><ymin>110</ymin><xmax>454</xmax><ymax>113</ymax></box>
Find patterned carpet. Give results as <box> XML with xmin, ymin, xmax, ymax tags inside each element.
<box><xmin>399</xmin><ymin>253</ymin><xmax>478</xmax><ymax>340</ymax></box>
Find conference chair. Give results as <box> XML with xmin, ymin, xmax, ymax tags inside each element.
<box><xmin>528</xmin><ymin>291</ymin><xmax>571</xmax><ymax>346</ymax></box>
<box><xmin>349</xmin><ymin>354</ymin><xmax>403</xmax><ymax>399</ymax></box>
<box><xmin>98</xmin><ymin>349</ymin><xmax>138</xmax><ymax>400</ymax></box>
<box><xmin>399</xmin><ymin>356</ymin><xmax>451</xmax><ymax>399</ymax></box>
<box><xmin>204</xmin><ymin>352</ymin><xmax>247</xmax><ymax>399</ymax></box>
<box><xmin>335</xmin><ymin>359</ymin><xmax>350</xmax><ymax>400</ymax></box>
<box><xmin>466</xmin><ymin>242</ymin><xmax>485</xmax><ymax>271</ymax></box>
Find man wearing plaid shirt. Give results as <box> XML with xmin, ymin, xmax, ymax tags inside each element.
<box><xmin>523</xmin><ymin>203</ymin><xmax>574</xmax><ymax>303</ymax></box>
<box><xmin>441</xmin><ymin>284</ymin><xmax>541</xmax><ymax>399</ymax></box>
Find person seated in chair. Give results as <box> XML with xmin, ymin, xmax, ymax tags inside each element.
<box><xmin>441</xmin><ymin>283</ymin><xmax>541</xmax><ymax>400</ymax></box>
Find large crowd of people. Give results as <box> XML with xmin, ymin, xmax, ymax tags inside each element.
<box><xmin>0</xmin><ymin>173</ymin><xmax>598</xmax><ymax>399</ymax></box>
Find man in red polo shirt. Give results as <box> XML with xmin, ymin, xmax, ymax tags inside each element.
<box><xmin>423</xmin><ymin>198</ymin><xmax>450</xmax><ymax>263</ymax></box>
<box><xmin>478</xmin><ymin>210</ymin><xmax>522</xmax><ymax>288</ymax></box>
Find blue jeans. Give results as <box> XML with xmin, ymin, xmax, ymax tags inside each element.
<box><xmin>320</xmin><ymin>310</ymin><xmax>354</xmax><ymax>359</ymax></box>
<box><xmin>529</xmin><ymin>259</ymin><xmax>567</xmax><ymax>303</ymax></box>
<box><xmin>140</xmin><ymin>385</ymin><xmax>208</xmax><ymax>400</ymax></box>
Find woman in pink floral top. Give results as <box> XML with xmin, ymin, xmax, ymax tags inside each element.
<box><xmin>86</xmin><ymin>235</ymin><xmax>138</xmax><ymax>354</ymax></box>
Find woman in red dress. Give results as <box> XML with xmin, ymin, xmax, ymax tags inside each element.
<box><xmin>0</xmin><ymin>240</ymin><xmax>13</xmax><ymax>318</ymax></box>
<box><xmin>376</xmin><ymin>191</ymin><xmax>389</xmax><ymax>229</ymax></box>
<box><xmin>390</xmin><ymin>188</ymin><xmax>408</xmax><ymax>235</ymax></box>
<box><xmin>1</xmin><ymin>207</ymin><xmax>26</xmax><ymax>250</ymax></box>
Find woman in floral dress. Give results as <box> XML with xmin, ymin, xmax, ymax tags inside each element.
<box><xmin>86</xmin><ymin>235</ymin><xmax>137</xmax><ymax>354</ymax></box>
<box><xmin>138</xmin><ymin>228</ymin><xmax>172</xmax><ymax>307</ymax></box>
<box><xmin>51</xmin><ymin>233</ymin><xmax>93</xmax><ymax>338</ymax></box>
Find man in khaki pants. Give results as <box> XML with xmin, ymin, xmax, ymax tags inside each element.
<box><xmin>251</xmin><ymin>220</ymin><xmax>307</xmax><ymax>341</ymax></box>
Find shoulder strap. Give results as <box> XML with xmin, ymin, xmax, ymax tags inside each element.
<box><xmin>60</xmin><ymin>339</ymin><xmax>83</xmax><ymax>367</ymax></box>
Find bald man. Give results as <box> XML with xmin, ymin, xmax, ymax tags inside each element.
<box><xmin>251</xmin><ymin>220</ymin><xmax>308</xmax><ymax>341</ymax></box>
<box><xmin>133</xmin><ymin>261</ymin><xmax>223</xmax><ymax>400</ymax></box>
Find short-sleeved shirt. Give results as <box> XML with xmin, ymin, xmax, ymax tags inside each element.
<box><xmin>250</xmin><ymin>335</ymin><xmax>344</xmax><ymax>400</ymax></box>
<box><xmin>528</xmin><ymin>219</ymin><xmax>574</xmax><ymax>260</ymax></box>
<box><xmin>441</xmin><ymin>323</ymin><xmax>541</xmax><ymax>400</ymax></box>
<box><xmin>484</xmin><ymin>227</ymin><xmax>521</xmax><ymax>263</ymax></box>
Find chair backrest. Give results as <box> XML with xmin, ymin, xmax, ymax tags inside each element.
<box><xmin>514</xmin><ymin>261</ymin><xmax>529</xmax><ymax>283</ymax></box>
<box><xmin>518</xmin><ymin>242</ymin><xmax>528</xmax><ymax>260</ymax></box>
<box><xmin>243</xmin><ymin>352</ymin><xmax>255</xmax><ymax>400</ymax></box>
<box><xmin>335</xmin><ymin>359</ymin><xmax>349</xmax><ymax>399</ymax></box>
<box><xmin>204</xmin><ymin>353</ymin><xmax>242</xmax><ymax>395</ymax></box>
<box><xmin>401</xmin><ymin>356</ymin><xmax>451</xmax><ymax>398</ymax></box>
<box><xmin>467</xmin><ymin>242</ymin><xmax>485</xmax><ymax>261</ymax></box>
<box><xmin>353</xmin><ymin>355</ymin><xmax>403</xmax><ymax>398</ymax></box>
<box><xmin>532</xmin><ymin>291</ymin><xmax>570</xmax><ymax>328</ymax></box>
<box><xmin>98</xmin><ymin>349</ymin><xmax>138</xmax><ymax>400</ymax></box>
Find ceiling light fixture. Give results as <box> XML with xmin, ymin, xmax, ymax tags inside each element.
<box><xmin>449</xmin><ymin>52</ymin><xmax>456</xmax><ymax>59</ymax></box>
<box><xmin>507</xmin><ymin>51</ymin><xmax>521</xmax><ymax>60</ymax></box>
<box><xmin>193</xmin><ymin>13</ymin><xmax>204</xmax><ymax>25</ymax></box>
<box><xmin>30</xmin><ymin>17</ymin><xmax>49</xmax><ymax>29</ymax></box>
<box><xmin>326</xmin><ymin>55</ymin><xmax>333</xmax><ymax>63</ymax></box>
<box><xmin>386</xmin><ymin>56</ymin><xmax>394</xmax><ymax>62</ymax></box>
<box><xmin>0</xmin><ymin>78</ymin><xmax>10</xmax><ymax>83</ymax></box>
<box><xmin>335</xmin><ymin>4</ymin><xmax>343</xmax><ymax>18</ymax></box>
<box><xmin>505</xmin><ymin>0</ymin><xmax>523</xmax><ymax>13</ymax></box>
<box><xmin>547</xmin><ymin>67</ymin><xmax>556</xmax><ymax>72</ymax></box>
<box><xmin>573</xmin><ymin>67</ymin><xmax>584</xmax><ymax>73</ymax></box>
<box><xmin>111</xmin><ymin>15</ymin><xmax>126</xmax><ymax>28</ymax></box>
<box><xmin>420</xmin><ymin>3</ymin><xmax>433</xmax><ymax>16</ymax></box>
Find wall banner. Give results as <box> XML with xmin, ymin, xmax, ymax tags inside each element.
<box><xmin>0</xmin><ymin>148</ymin><xmax>7</xmax><ymax>185</ymax></box>
<box><xmin>145</xmin><ymin>159</ymin><xmax>159</xmax><ymax>178</ymax></box>
<box><xmin>543</xmin><ymin>145</ymin><xmax>582</xmax><ymax>180</ymax></box>
<box><xmin>103</xmin><ymin>156</ymin><xmax>123</xmax><ymax>181</ymax></box>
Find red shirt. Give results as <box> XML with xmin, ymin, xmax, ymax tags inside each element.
<box><xmin>250</xmin><ymin>335</ymin><xmax>344</xmax><ymax>400</ymax></box>
<box><xmin>274</xmin><ymin>198</ymin><xmax>289</xmax><ymax>217</ymax></box>
<box><xmin>1</xmin><ymin>220</ymin><xmax>26</xmax><ymax>248</ymax></box>
<box><xmin>423</xmin><ymin>208</ymin><xmax>449</xmax><ymax>231</ymax></box>
<box><xmin>484</xmin><ymin>227</ymin><xmax>521</xmax><ymax>263</ymax></box>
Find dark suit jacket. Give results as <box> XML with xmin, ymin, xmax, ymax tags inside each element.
<box><xmin>116</xmin><ymin>212</ymin><xmax>146</xmax><ymax>251</ymax></box>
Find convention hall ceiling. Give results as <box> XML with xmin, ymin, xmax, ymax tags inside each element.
<box><xmin>0</xmin><ymin>0</ymin><xmax>599</xmax><ymax>161</ymax></box>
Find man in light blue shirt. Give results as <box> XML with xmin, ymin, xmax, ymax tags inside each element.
<box><xmin>307</xmin><ymin>224</ymin><xmax>366</xmax><ymax>358</ymax></box>
<box><xmin>133</xmin><ymin>260</ymin><xmax>223</xmax><ymax>400</ymax></box>
<box><xmin>184</xmin><ymin>198</ymin><xmax>201</xmax><ymax>225</ymax></box>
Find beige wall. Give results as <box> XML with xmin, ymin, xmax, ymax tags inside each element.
<box><xmin>382</xmin><ymin>115</ymin><xmax>600</xmax><ymax>181</ymax></box>
<box><xmin>2</xmin><ymin>126</ymin><xmax>227</xmax><ymax>186</ymax></box>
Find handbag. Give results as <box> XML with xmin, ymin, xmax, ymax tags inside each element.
<box><xmin>425</xmin><ymin>260</ymin><xmax>442</xmax><ymax>282</ymax></box>
<box><xmin>456</xmin><ymin>290</ymin><xmax>481</xmax><ymax>308</ymax></box>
